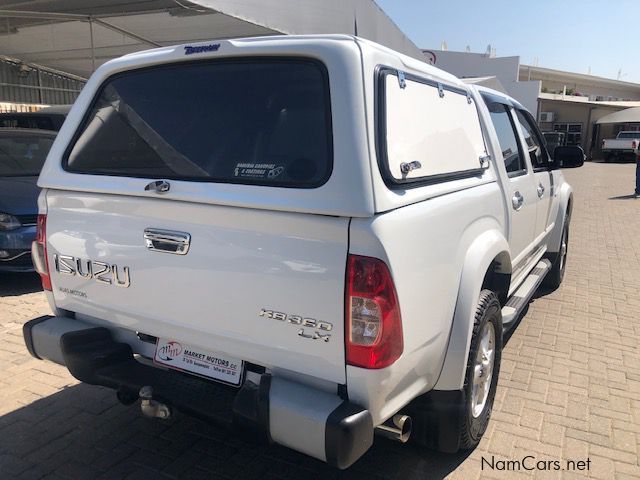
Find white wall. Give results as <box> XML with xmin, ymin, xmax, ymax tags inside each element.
<box><xmin>192</xmin><ymin>0</ymin><xmax>424</xmax><ymax>60</ymax></box>
<box><xmin>422</xmin><ymin>50</ymin><xmax>519</xmax><ymax>84</ymax></box>
<box><xmin>506</xmin><ymin>81</ymin><xmax>541</xmax><ymax>115</ymax></box>
<box><xmin>422</xmin><ymin>49</ymin><xmax>541</xmax><ymax>114</ymax></box>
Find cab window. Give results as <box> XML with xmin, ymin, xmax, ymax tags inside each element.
<box><xmin>515</xmin><ymin>110</ymin><xmax>549</xmax><ymax>169</ymax></box>
<box><xmin>485</xmin><ymin>102</ymin><xmax>526</xmax><ymax>175</ymax></box>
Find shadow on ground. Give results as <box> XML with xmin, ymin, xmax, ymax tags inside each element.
<box><xmin>0</xmin><ymin>272</ymin><xmax>42</xmax><ymax>297</ymax></box>
<box><xmin>0</xmin><ymin>382</ymin><xmax>473</xmax><ymax>480</ymax></box>
<box><xmin>608</xmin><ymin>194</ymin><xmax>638</xmax><ymax>201</ymax></box>
<box><xmin>590</xmin><ymin>158</ymin><xmax>637</xmax><ymax>164</ymax></box>
<box><xmin>502</xmin><ymin>283</ymin><xmax>555</xmax><ymax>345</ymax></box>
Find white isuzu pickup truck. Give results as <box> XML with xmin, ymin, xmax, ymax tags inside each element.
<box><xmin>602</xmin><ymin>131</ymin><xmax>640</xmax><ymax>162</ymax></box>
<box><xmin>23</xmin><ymin>35</ymin><xmax>584</xmax><ymax>469</ymax></box>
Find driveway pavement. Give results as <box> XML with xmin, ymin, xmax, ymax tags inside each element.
<box><xmin>0</xmin><ymin>162</ymin><xmax>638</xmax><ymax>479</ymax></box>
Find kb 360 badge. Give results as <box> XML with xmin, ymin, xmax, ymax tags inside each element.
<box><xmin>259</xmin><ymin>309</ymin><xmax>332</xmax><ymax>342</ymax></box>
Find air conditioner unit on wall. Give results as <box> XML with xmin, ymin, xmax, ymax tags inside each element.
<box><xmin>539</xmin><ymin>112</ymin><xmax>554</xmax><ymax>123</ymax></box>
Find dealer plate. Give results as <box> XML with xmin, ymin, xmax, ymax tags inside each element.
<box><xmin>154</xmin><ymin>338</ymin><xmax>244</xmax><ymax>386</ymax></box>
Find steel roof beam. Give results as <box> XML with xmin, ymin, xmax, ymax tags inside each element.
<box><xmin>0</xmin><ymin>9</ymin><xmax>162</xmax><ymax>47</ymax></box>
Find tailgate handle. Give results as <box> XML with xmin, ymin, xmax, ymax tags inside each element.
<box><xmin>144</xmin><ymin>229</ymin><xmax>191</xmax><ymax>255</ymax></box>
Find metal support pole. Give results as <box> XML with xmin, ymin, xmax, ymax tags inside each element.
<box><xmin>36</xmin><ymin>67</ymin><xmax>44</xmax><ymax>104</ymax></box>
<box><xmin>89</xmin><ymin>18</ymin><xmax>96</xmax><ymax>73</ymax></box>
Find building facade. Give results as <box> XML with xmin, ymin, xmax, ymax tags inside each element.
<box><xmin>423</xmin><ymin>48</ymin><xmax>640</xmax><ymax>158</ymax></box>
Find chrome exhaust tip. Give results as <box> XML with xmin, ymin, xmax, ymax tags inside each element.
<box><xmin>375</xmin><ymin>414</ymin><xmax>412</xmax><ymax>443</ymax></box>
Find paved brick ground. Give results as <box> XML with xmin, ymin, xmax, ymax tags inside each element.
<box><xmin>0</xmin><ymin>162</ymin><xmax>638</xmax><ymax>479</ymax></box>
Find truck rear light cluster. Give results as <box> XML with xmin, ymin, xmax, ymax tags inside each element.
<box><xmin>32</xmin><ymin>214</ymin><xmax>51</xmax><ymax>291</ymax></box>
<box><xmin>346</xmin><ymin>254</ymin><xmax>403</xmax><ymax>369</ymax></box>
<box><xmin>633</xmin><ymin>140</ymin><xmax>637</xmax><ymax>149</ymax></box>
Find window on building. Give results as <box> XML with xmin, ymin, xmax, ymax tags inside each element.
<box><xmin>553</xmin><ymin>123</ymin><xmax>582</xmax><ymax>146</ymax></box>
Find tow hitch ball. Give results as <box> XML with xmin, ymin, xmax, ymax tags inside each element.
<box><xmin>138</xmin><ymin>386</ymin><xmax>172</xmax><ymax>420</ymax></box>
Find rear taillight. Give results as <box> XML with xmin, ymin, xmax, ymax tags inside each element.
<box><xmin>346</xmin><ymin>255</ymin><xmax>403</xmax><ymax>369</ymax></box>
<box><xmin>32</xmin><ymin>214</ymin><xmax>51</xmax><ymax>290</ymax></box>
<box><xmin>633</xmin><ymin>140</ymin><xmax>637</xmax><ymax>149</ymax></box>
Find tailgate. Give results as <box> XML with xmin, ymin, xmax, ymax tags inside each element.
<box><xmin>603</xmin><ymin>140</ymin><xmax>632</xmax><ymax>149</ymax></box>
<box><xmin>46</xmin><ymin>190</ymin><xmax>349</xmax><ymax>383</ymax></box>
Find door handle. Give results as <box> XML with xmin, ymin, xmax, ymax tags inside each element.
<box><xmin>537</xmin><ymin>183</ymin><xmax>545</xmax><ymax>198</ymax></box>
<box><xmin>512</xmin><ymin>191</ymin><xmax>524</xmax><ymax>211</ymax></box>
<box><xmin>144</xmin><ymin>180</ymin><xmax>171</xmax><ymax>193</ymax></box>
<box><xmin>144</xmin><ymin>228</ymin><xmax>191</xmax><ymax>255</ymax></box>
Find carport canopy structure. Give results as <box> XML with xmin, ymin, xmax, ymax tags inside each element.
<box><xmin>596</xmin><ymin>107</ymin><xmax>640</xmax><ymax>125</ymax></box>
<box><xmin>0</xmin><ymin>0</ymin><xmax>422</xmax><ymax>79</ymax></box>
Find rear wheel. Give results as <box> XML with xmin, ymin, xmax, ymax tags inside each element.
<box><xmin>459</xmin><ymin>290</ymin><xmax>502</xmax><ymax>449</ymax></box>
<box><xmin>408</xmin><ymin>290</ymin><xmax>502</xmax><ymax>452</ymax></box>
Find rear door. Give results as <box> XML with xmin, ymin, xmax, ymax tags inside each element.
<box><xmin>482</xmin><ymin>96</ymin><xmax>538</xmax><ymax>270</ymax></box>
<box><xmin>44</xmin><ymin>58</ymin><xmax>349</xmax><ymax>384</ymax></box>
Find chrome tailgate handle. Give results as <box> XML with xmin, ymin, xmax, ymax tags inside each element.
<box><xmin>144</xmin><ymin>229</ymin><xmax>191</xmax><ymax>255</ymax></box>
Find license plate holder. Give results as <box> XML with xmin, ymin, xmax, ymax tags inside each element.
<box><xmin>154</xmin><ymin>338</ymin><xmax>244</xmax><ymax>387</ymax></box>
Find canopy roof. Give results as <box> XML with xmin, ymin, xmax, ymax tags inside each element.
<box><xmin>596</xmin><ymin>107</ymin><xmax>640</xmax><ymax>125</ymax></box>
<box><xmin>0</xmin><ymin>0</ymin><xmax>422</xmax><ymax>79</ymax></box>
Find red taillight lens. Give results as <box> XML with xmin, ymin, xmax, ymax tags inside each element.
<box><xmin>32</xmin><ymin>214</ymin><xmax>51</xmax><ymax>290</ymax></box>
<box><xmin>633</xmin><ymin>140</ymin><xmax>637</xmax><ymax>149</ymax></box>
<box><xmin>346</xmin><ymin>255</ymin><xmax>403</xmax><ymax>369</ymax></box>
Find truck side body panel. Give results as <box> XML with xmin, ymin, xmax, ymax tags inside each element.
<box><xmin>347</xmin><ymin>181</ymin><xmax>506</xmax><ymax>423</ymax></box>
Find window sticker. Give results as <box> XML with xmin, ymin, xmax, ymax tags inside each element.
<box><xmin>233</xmin><ymin>163</ymin><xmax>284</xmax><ymax>179</ymax></box>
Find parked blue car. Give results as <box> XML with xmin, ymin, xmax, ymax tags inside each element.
<box><xmin>0</xmin><ymin>129</ymin><xmax>56</xmax><ymax>272</ymax></box>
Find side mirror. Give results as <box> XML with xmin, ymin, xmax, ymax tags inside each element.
<box><xmin>552</xmin><ymin>145</ymin><xmax>585</xmax><ymax>169</ymax></box>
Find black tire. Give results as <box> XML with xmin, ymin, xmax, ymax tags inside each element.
<box><xmin>458</xmin><ymin>290</ymin><xmax>503</xmax><ymax>449</ymax></box>
<box><xmin>543</xmin><ymin>216</ymin><xmax>569</xmax><ymax>290</ymax></box>
<box><xmin>407</xmin><ymin>290</ymin><xmax>502</xmax><ymax>452</ymax></box>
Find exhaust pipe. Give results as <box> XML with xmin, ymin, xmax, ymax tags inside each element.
<box><xmin>139</xmin><ymin>386</ymin><xmax>172</xmax><ymax>419</ymax></box>
<box><xmin>375</xmin><ymin>414</ymin><xmax>412</xmax><ymax>443</ymax></box>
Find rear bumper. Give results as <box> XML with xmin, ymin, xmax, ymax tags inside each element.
<box><xmin>23</xmin><ymin>315</ymin><xmax>373</xmax><ymax>469</ymax></box>
<box><xmin>603</xmin><ymin>149</ymin><xmax>638</xmax><ymax>155</ymax></box>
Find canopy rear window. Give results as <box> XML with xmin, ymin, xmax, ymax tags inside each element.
<box><xmin>64</xmin><ymin>58</ymin><xmax>333</xmax><ymax>188</ymax></box>
<box><xmin>0</xmin><ymin>131</ymin><xmax>55</xmax><ymax>176</ymax></box>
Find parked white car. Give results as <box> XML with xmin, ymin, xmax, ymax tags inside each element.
<box><xmin>602</xmin><ymin>131</ymin><xmax>640</xmax><ymax>162</ymax></box>
<box><xmin>23</xmin><ymin>35</ymin><xmax>583</xmax><ymax>469</ymax></box>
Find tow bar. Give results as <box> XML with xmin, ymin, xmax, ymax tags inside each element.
<box><xmin>139</xmin><ymin>386</ymin><xmax>172</xmax><ymax>419</ymax></box>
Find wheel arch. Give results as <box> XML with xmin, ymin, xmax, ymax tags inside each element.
<box><xmin>547</xmin><ymin>182</ymin><xmax>573</xmax><ymax>254</ymax></box>
<box><xmin>433</xmin><ymin>230</ymin><xmax>510</xmax><ymax>391</ymax></box>
<box><xmin>481</xmin><ymin>250</ymin><xmax>511</xmax><ymax>307</ymax></box>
